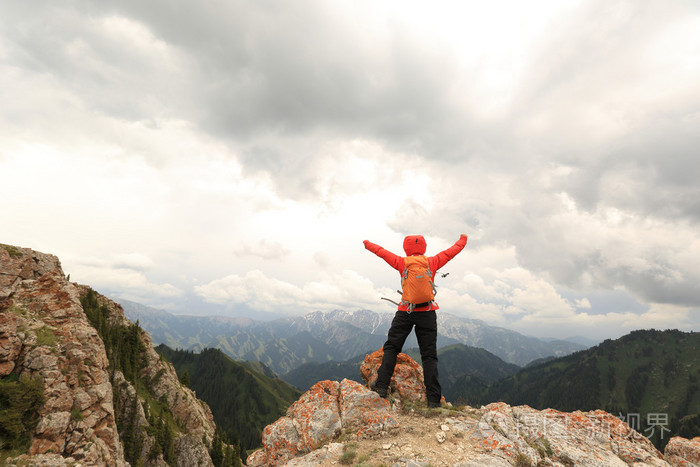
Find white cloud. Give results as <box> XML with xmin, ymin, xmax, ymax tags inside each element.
<box><xmin>73</xmin><ymin>264</ymin><xmax>182</xmax><ymax>302</ymax></box>
<box><xmin>511</xmin><ymin>304</ymin><xmax>699</xmax><ymax>340</ymax></box>
<box><xmin>72</xmin><ymin>253</ymin><xmax>154</xmax><ymax>272</ymax></box>
<box><xmin>194</xmin><ymin>269</ymin><xmax>390</xmax><ymax>314</ymax></box>
<box><xmin>232</xmin><ymin>239</ymin><xmax>290</xmax><ymax>261</ymax></box>
<box><xmin>111</xmin><ymin>253</ymin><xmax>155</xmax><ymax>271</ymax></box>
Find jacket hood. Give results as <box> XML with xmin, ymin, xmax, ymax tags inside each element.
<box><xmin>403</xmin><ymin>235</ymin><xmax>427</xmax><ymax>256</ymax></box>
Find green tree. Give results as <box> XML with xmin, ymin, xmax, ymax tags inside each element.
<box><xmin>210</xmin><ymin>426</ymin><xmax>241</xmax><ymax>467</ymax></box>
<box><xmin>179</xmin><ymin>370</ymin><xmax>190</xmax><ymax>388</ymax></box>
<box><xmin>80</xmin><ymin>288</ymin><xmax>184</xmax><ymax>465</ymax></box>
<box><xmin>0</xmin><ymin>374</ymin><xmax>45</xmax><ymax>451</ymax></box>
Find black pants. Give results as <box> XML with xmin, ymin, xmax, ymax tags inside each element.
<box><xmin>376</xmin><ymin>310</ymin><xmax>441</xmax><ymax>403</ymax></box>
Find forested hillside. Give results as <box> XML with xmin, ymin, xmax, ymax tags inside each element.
<box><xmin>155</xmin><ymin>345</ymin><xmax>301</xmax><ymax>450</ymax></box>
<box><xmin>471</xmin><ymin>329</ymin><xmax>700</xmax><ymax>450</ymax></box>
<box><xmin>283</xmin><ymin>344</ymin><xmax>520</xmax><ymax>398</ymax></box>
<box><xmin>282</xmin><ymin>355</ymin><xmax>366</xmax><ymax>391</ymax></box>
<box><xmin>403</xmin><ymin>344</ymin><xmax>520</xmax><ymax>402</ymax></box>
<box><xmin>81</xmin><ymin>289</ymin><xmax>224</xmax><ymax>465</ymax></box>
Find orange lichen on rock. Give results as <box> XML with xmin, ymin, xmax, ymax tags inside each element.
<box><xmin>339</xmin><ymin>379</ymin><xmax>398</xmax><ymax>437</ymax></box>
<box><xmin>473</xmin><ymin>403</ymin><xmax>669</xmax><ymax>466</ymax></box>
<box><xmin>258</xmin><ymin>417</ymin><xmax>301</xmax><ymax>466</ymax></box>
<box><xmin>287</xmin><ymin>380</ymin><xmax>341</xmax><ymax>452</ymax></box>
<box><xmin>360</xmin><ymin>349</ymin><xmax>428</xmax><ymax>402</ymax></box>
<box><xmin>248</xmin><ymin>378</ymin><xmax>398</xmax><ymax>466</ymax></box>
<box><xmin>665</xmin><ymin>436</ymin><xmax>700</xmax><ymax>466</ymax></box>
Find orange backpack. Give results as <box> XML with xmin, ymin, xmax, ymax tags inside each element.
<box><xmin>400</xmin><ymin>255</ymin><xmax>436</xmax><ymax>312</ymax></box>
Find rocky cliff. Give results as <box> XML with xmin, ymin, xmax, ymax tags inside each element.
<box><xmin>248</xmin><ymin>349</ymin><xmax>700</xmax><ymax>466</ymax></box>
<box><xmin>0</xmin><ymin>244</ymin><xmax>216</xmax><ymax>466</ymax></box>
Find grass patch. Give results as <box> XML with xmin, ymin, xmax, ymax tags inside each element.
<box><xmin>0</xmin><ymin>244</ymin><xmax>22</xmax><ymax>258</ymax></box>
<box><xmin>71</xmin><ymin>406</ymin><xmax>84</xmax><ymax>422</ymax></box>
<box><xmin>35</xmin><ymin>326</ymin><xmax>58</xmax><ymax>347</ymax></box>
<box><xmin>7</xmin><ymin>306</ymin><xmax>27</xmax><ymax>317</ymax></box>
<box><xmin>525</xmin><ymin>435</ymin><xmax>553</xmax><ymax>459</ymax></box>
<box><xmin>401</xmin><ymin>400</ymin><xmax>444</xmax><ymax>418</ymax></box>
<box><xmin>489</xmin><ymin>422</ymin><xmax>507</xmax><ymax>437</ymax></box>
<box><xmin>336</xmin><ymin>429</ymin><xmax>354</xmax><ymax>443</ymax></box>
<box><xmin>514</xmin><ymin>453</ymin><xmax>533</xmax><ymax>466</ymax></box>
<box><xmin>556</xmin><ymin>453</ymin><xmax>575</xmax><ymax>466</ymax></box>
<box><xmin>0</xmin><ymin>448</ymin><xmax>28</xmax><ymax>466</ymax></box>
<box><xmin>339</xmin><ymin>443</ymin><xmax>358</xmax><ymax>465</ymax></box>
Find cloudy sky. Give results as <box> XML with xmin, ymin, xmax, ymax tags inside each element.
<box><xmin>2</xmin><ymin>0</ymin><xmax>699</xmax><ymax>341</ymax></box>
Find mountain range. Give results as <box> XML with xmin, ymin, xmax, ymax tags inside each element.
<box><xmin>119</xmin><ymin>300</ymin><xmax>586</xmax><ymax>372</ymax></box>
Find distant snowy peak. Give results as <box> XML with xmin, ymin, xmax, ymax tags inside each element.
<box><xmin>298</xmin><ymin>309</ymin><xmax>390</xmax><ymax>335</ymax></box>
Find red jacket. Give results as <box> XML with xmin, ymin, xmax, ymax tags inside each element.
<box><xmin>364</xmin><ymin>234</ymin><xmax>467</xmax><ymax>311</ymax></box>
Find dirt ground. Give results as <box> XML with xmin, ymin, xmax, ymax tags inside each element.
<box><xmin>310</xmin><ymin>404</ymin><xmax>491</xmax><ymax>467</ymax></box>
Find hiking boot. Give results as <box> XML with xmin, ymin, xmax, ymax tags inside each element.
<box><xmin>427</xmin><ymin>400</ymin><xmax>441</xmax><ymax>409</ymax></box>
<box><xmin>370</xmin><ymin>381</ymin><xmax>388</xmax><ymax>399</ymax></box>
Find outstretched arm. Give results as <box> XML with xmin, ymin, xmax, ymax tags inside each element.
<box><xmin>429</xmin><ymin>234</ymin><xmax>467</xmax><ymax>272</ymax></box>
<box><xmin>363</xmin><ymin>240</ymin><xmax>403</xmax><ymax>271</ymax></box>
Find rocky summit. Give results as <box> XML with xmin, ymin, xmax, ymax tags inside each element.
<box><xmin>0</xmin><ymin>244</ymin><xmax>216</xmax><ymax>466</ymax></box>
<box><xmin>249</xmin><ymin>349</ymin><xmax>700</xmax><ymax>466</ymax></box>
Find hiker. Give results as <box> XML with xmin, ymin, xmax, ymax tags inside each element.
<box><xmin>363</xmin><ymin>234</ymin><xmax>468</xmax><ymax>408</ymax></box>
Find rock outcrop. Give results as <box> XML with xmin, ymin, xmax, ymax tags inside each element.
<box><xmin>1</xmin><ymin>244</ymin><xmax>126</xmax><ymax>465</ymax></box>
<box><xmin>249</xmin><ymin>349</ymin><xmax>700</xmax><ymax>466</ymax></box>
<box><xmin>664</xmin><ymin>436</ymin><xmax>700</xmax><ymax>466</ymax></box>
<box><xmin>0</xmin><ymin>244</ymin><xmax>216</xmax><ymax>466</ymax></box>
<box><xmin>247</xmin><ymin>378</ymin><xmax>398</xmax><ymax>466</ymax></box>
<box><xmin>473</xmin><ymin>402</ymin><xmax>668</xmax><ymax>466</ymax></box>
<box><xmin>360</xmin><ymin>349</ymin><xmax>429</xmax><ymax>402</ymax></box>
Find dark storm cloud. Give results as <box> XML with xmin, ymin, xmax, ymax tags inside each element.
<box><xmin>558</xmin><ymin>117</ymin><xmax>700</xmax><ymax>223</ymax></box>
<box><xmin>4</xmin><ymin>0</ymin><xmax>697</xmax><ymax>178</ymax></box>
<box><xmin>60</xmin><ymin>0</ymin><xmax>480</xmax><ymax>159</ymax></box>
<box><xmin>3</xmin><ymin>3</ymin><xmax>147</xmax><ymax>119</ymax></box>
<box><xmin>507</xmin><ymin>0</ymin><xmax>700</xmax><ymax>221</ymax></box>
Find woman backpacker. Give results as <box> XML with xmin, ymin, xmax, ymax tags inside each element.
<box><xmin>363</xmin><ymin>234</ymin><xmax>467</xmax><ymax>407</ymax></box>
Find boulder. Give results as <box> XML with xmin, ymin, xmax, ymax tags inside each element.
<box><xmin>474</xmin><ymin>402</ymin><xmax>668</xmax><ymax>466</ymax></box>
<box><xmin>339</xmin><ymin>378</ymin><xmax>398</xmax><ymax>437</ymax></box>
<box><xmin>247</xmin><ymin>378</ymin><xmax>397</xmax><ymax>466</ymax></box>
<box><xmin>288</xmin><ymin>380</ymin><xmax>342</xmax><ymax>452</ymax></box>
<box><xmin>360</xmin><ymin>349</ymin><xmax>428</xmax><ymax>402</ymax></box>
<box><xmin>665</xmin><ymin>436</ymin><xmax>700</xmax><ymax>466</ymax></box>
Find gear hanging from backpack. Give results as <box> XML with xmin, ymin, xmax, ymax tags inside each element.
<box><xmin>399</xmin><ymin>255</ymin><xmax>436</xmax><ymax>313</ymax></box>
